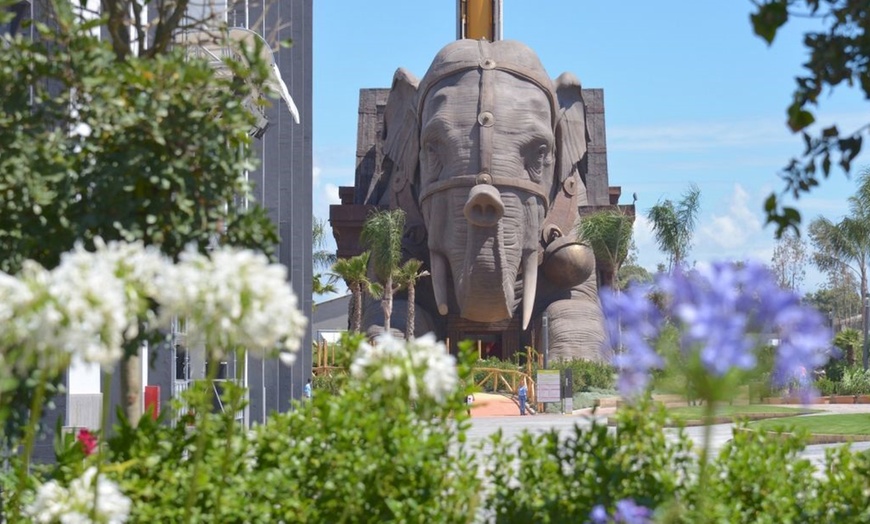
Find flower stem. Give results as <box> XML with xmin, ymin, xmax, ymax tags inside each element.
<box><xmin>95</xmin><ymin>369</ymin><xmax>114</xmax><ymax>522</ymax></box>
<box><xmin>214</xmin><ymin>350</ymin><xmax>245</xmax><ymax>519</ymax></box>
<box><xmin>696</xmin><ymin>400</ymin><xmax>715</xmax><ymax>518</ymax></box>
<box><xmin>183</xmin><ymin>356</ymin><xmax>221</xmax><ymax>521</ymax></box>
<box><xmin>10</xmin><ymin>373</ymin><xmax>47</xmax><ymax>518</ymax></box>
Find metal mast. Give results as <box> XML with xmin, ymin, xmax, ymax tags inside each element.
<box><xmin>457</xmin><ymin>0</ymin><xmax>502</xmax><ymax>41</ymax></box>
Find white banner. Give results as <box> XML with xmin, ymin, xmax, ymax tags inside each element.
<box><xmin>537</xmin><ymin>370</ymin><xmax>561</xmax><ymax>403</ymax></box>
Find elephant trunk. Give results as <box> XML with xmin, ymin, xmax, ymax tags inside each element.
<box><xmin>426</xmin><ymin>190</ymin><xmax>543</xmax><ymax>326</ymax></box>
<box><xmin>457</xmin><ymin>192</ymin><xmax>541</xmax><ymax>324</ymax></box>
<box><xmin>455</xmin><ymin>231</ymin><xmax>513</xmax><ymax>322</ymax></box>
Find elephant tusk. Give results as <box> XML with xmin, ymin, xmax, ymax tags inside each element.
<box><xmin>430</xmin><ymin>252</ymin><xmax>450</xmax><ymax>316</ymax></box>
<box><xmin>521</xmin><ymin>249</ymin><xmax>537</xmax><ymax>330</ymax></box>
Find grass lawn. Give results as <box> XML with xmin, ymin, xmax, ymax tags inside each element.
<box><xmin>606</xmin><ymin>404</ymin><xmax>817</xmax><ymax>427</ymax></box>
<box><xmin>665</xmin><ymin>404</ymin><xmax>818</xmax><ymax>426</ymax></box>
<box><xmin>749</xmin><ymin>414</ymin><xmax>870</xmax><ymax>439</ymax></box>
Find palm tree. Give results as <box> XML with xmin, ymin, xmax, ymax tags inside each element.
<box><xmin>809</xmin><ymin>171</ymin><xmax>870</xmax><ymax>363</ymax></box>
<box><xmin>330</xmin><ymin>252</ymin><xmax>373</xmax><ymax>333</ymax></box>
<box><xmin>394</xmin><ymin>258</ymin><xmax>430</xmax><ymax>340</ymax></box>
<box><xmin>646</xmin><ymin>184</ymin><xmax>701</xmax><ymax>271</ymax></box>
<box><xmin>312</xmin><ymin>273</ymin><xmax>337</xmax><ymax>296</ymax></box>
<box><xmin>313</xmin><ymin>217</ymin><xmax>337</xmax><ymax>296</ymax></box>
<box><xmin>577</xmin><ymin>209</ymin><xmax>634</xmax><ymax>289</ymax></box>
<box><xmin>361</xmin><ymin>209</ymin><xmax>406</xmax><ymax>334</ymax></box>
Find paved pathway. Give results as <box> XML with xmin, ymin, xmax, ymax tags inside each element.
<box><xmin>465</xmin><ymin>396</ymin><xmax>870</xmax><ymax>467</ymax></box>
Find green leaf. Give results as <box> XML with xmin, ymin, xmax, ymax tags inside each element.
<box><xmin>751</xmin><ymin>1</ymin><xmax>789</xmax><ymax>45</ymax></box>
<box><xmin>787</xmin><ymin>107</ymin><xmax>815</xmax><ymax>132</ymax></box>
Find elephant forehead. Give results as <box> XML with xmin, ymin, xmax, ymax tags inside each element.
<box><xmin>420</xmin><ymin>72</ymin><xmax>553</xmax><ymax>141</ymax></box>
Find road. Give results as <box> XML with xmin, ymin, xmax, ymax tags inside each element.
<box><xmin>465</xmin><ymin>404</ymin><xmax>870</xmax><ymax>469</ymax></box>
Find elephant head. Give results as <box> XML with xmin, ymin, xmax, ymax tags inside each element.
<box><xmin>380</xmin><ymin>40</ymin><xmax>594</xmax><ymax>330</ymax></box>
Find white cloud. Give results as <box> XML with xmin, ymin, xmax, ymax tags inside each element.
<box><xmin>324</xmin><ymin>183</ymin><xmax>341</xmax><ymax>206</ymax></box>
<box><xmin>312</xmin><ymin>164</ymin><xmax>322</xmax><ymax>185</ymax></box>
<box><xmin>609</xmin><ymin>117</ymin><xmax>794</xmax><ymax>153</ymax></box>
<box><xmin>608</xmin><ymin>111</ymin><xmax>870</xmax><ymax>154</ymax></box>
<box><xmin>631</xmin><ymin>214</ymin><xmax>662</xmax><ymax>271</ymax></box>
<box><xmin>699</xmin><ymin>184</ymin><xmax>763</xmax><ymax>251</ymax></box>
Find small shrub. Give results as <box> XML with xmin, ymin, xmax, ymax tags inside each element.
<box><xmin>838</xmin><ymin>366</ymin><xmax>870</xmax><ymax>395</ymax></box>
<box><xmin>833</xmin><ymin>328</ymin><xmax>862</xmax><ymax>366</ymax></box>
<box><xmin>815</xmin><ymin>376</ymin><xmax>839</xmax><ymax>396</ymax></box>
<box><xmin>472</xmin><ymin>357</ymin><xmax>531</xmax><ymax>393</ymax></box>
<box><xmin>573</xmin><ymin>387</ymin><xmax>620</xmax><ymax>408</ymax></box>
<box><xmin>483</xmin><ymin>400</ymin><xmax>694</xmax><ymax>521</ymax></box>
<box><xmin>824</xmin><ymin>358</ymin><xmax>849</xmax><ymax>383</ymax></box>
<box><xmin>312</xmin><ymin>372</ymin><xmax>346</xmax><ymax>395</ymax></box>
<box><xmin>550</xmin><ymin>359</ymin><xmax>615</xmax><ymax>392</ymax></box>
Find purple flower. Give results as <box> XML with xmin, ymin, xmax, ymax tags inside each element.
<box><xmin>587</xmin><ymin>500</ymin><xmax>653</xmax><ymax>524</ymax></box>
<box><xmin>589</xmin><ymin>505</ymin><xmax>609</xmax><ymax>524</ymax></box>
<box><xmin>614</xmin><ymin>499</ymin><xmax>653</xmax><ymax>523</ymax></box>
<box><xmin>601</xmin><ymin>260</ymin><xmax>832</xmax><ymax>403</ymax></box>
<box><xmin>661</xmin><ymin>264</ymin><xmax>758</xmax><ymax>375</ymax></box>
<box><xmin>601</xmin><ymin>286</ymin><xmax>664</xmax><ymax>398</ymax></box>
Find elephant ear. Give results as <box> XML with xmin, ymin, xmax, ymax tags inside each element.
<box><xmin>364</xmin><ymin>68</ymin><xmax>419</xmax><ymax>206</ymax></box>
<box><xmin>554</xmin><ymin>72</ymin><xmax>589</xmax><ymax>207</ymax></box>
<box><xmin>544</xmin><ymin>72</ymin><xmax>589</xmax><ymax>242</ymax></box>
<box><xmin>380</xmin><ymin>68</ymin><xmax>428</xmax><ymax>257</ymax></box>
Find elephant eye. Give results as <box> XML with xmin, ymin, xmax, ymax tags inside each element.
<box><xmin>526</xmin><ymin>143</ymin><xmax>551</xmax><ymax>182</ymax></box>
<box><xmin>423</xmin><ymin>142</ymin><xmax>443</xmax><ymax>182</ymax></box>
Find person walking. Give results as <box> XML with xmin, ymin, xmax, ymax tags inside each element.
<box><xmin>518</xmin><ymin>381</ymin><xmax>528</xmax><ymax>416</ymax></box>
<box><xmin>304</xmin><ymin>379</ymin><xmax>312</xmax><ymax>400</ymax></box>
<box><xmin>466</xmin><ymin>393</ymin><xmax>474</xmax><ymax>416</ymax></box>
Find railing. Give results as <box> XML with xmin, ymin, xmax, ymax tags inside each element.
<box><xmin>312</xmin><ymin>366</ymin><xmax>344</xmax><ymax>377</ymax></box>
<box><xmin>173</xmin><ymin>379</ymin><xmax>244</xmax><ymax>426</ymax></box>
<box><xmin>473</xmin><ymin>368</ymin><xmax>536</xmax><ymax>404</ymax></box>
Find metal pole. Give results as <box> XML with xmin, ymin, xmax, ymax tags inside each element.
<box><xmin>541</xmin><ymin>312</ymin><xmax>549</xmax><ymax>369</ymax></box>
<box><xmin>863</xmin><ymin>297</ymin><xmax>869</xmax><ymax>370</ymax></box>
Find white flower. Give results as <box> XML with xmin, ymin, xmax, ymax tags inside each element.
<box><xmin>2</xmin><ymin>240</ymin><xmax>306</xmax><ymax>377</ymax></box>
<box><xmin>349</xmin><ymin>334</ymin><xmax>458</xmax><ymax>404</ymax></box>
<box><xmin>25</xmin><ymin>467</ymin><xmax>132</xmax><ymax>524</ymax></box>
<box><xmin>154</xmin><ymin>245</ymin><xmax>307</xmax><ymax>362</ymax></box>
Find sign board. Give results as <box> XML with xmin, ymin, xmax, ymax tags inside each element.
<box><xmin>537</xmin><ymin>370</ymin><xmax>561</xmax><ymax>403</ymax></box>
<box><xmin>144</xmin><ymin>385</ymin><xmax>160</xmax><ymax>420</ymax></box>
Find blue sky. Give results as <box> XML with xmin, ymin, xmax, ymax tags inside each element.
<box><xmin>311</xmin><ymin>1</ymin><xmax>870</xmax><ymax>294</ymax></box>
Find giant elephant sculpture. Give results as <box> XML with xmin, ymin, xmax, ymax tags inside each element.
<box><xmin>364</xmin><ymin>39</ymin><xmax>606</xmax><ymax>361</ymax></box>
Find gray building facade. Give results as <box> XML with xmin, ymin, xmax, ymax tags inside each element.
<box><xmin>224</xmin><ymin>0</ymin><xmax>314</xmax><ymax>423</ymax></box>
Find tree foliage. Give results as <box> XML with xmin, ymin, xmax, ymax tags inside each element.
<box><xmin>394</xmin><ymin>258</ymin><xmax>429</xmax><ymax>340</ymax></box>
<box><xmin>804</xmin><ymin>271</ymin><xmax>861</xmax><ymax>328</ymax></box>
<box><xmin>751</xmin><ymin>0</ymin><xmax>870</xmax><ymax>235</ymax></box>
<box><xmin>578</xmin><ymin>209</ymin><xmax>634</xmax><ymax>289</ymax></box>
<box><xmin>312</xmin><ymin>217</ymin><xmax>337</xmax><ymax>297</ymax></box>
<box><xmin>645</xmin><ymin>184</ymin><xmax>701</xmax><ymax>271</ymax></box>
<box><xmin>770</xmin><ymin>229</ymin><xmax>807</xmax><ymax>291</ymax></box>
<box><xmin>618</xmin><ymin>264</ymin><xmax>654</xmax><ymax>290</ymax></box>
<box><xmin>312</xmin><ymin>216</ymin><xmax>337</xmax><ymax>271</ymax></box>
<box><xmin>360</xmin><ymin>209</ymin><xmax>406</xmax><ymax>333</ymax></box>
<box><xmin>0</xmin><ymin>5</ymin><xmax>277</xmax><ymax>275</ymax></box>
<box><xmin>808</xmin><ymin>170</ymin><xmax>870</xmax><ymax>335</ymax></box>
<box><xmin>330</xmin><ymin>252</ymin><xmax>374</xmax><ymax>333</ymax></box>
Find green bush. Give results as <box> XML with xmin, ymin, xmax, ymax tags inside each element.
<box><xmin>824</xmin><ymin>358</ymin><xmax>849</xmax><ymax>383</ymax></box>
<box><xmin>833</xmin><ymin>328</ymin><xmax>862</xmax><ymax>366</ymax></box>
<box><xmin>472</xmin><ymin>357</ymin><xmax>531</xmax><ymax>393</ymax></box>
<box><xmin>312</xmin><ymin>372</ymin><xmax>346</xmax><ymax>395</ymax></box>
<box><xmin>838</xmin><ymin>366</ymin><xmax>870</xmax><ymax>395</ymax></box>
<box><xmin>550</xmin><ymin>359</ymin><xmax>615</xmax><ymax>393</ymax></box>
<box><xmin>100</xmin><ymin>337</ymin><xmax>482</xmax><ymax>523</ymax></box>
<box><xmin>573</xmin><ymin>387</ymin><xmax>620</xmax><ymax>408</ymax></box>
<box><xmin>815</xmin><ymin>376</ymin><xmax>839</xmax><ymax>396</ymax></box>
<box><xmin>483</xmin><ymin>400</ymin><xmax>694</xmax><ymax>521</ymax></box>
